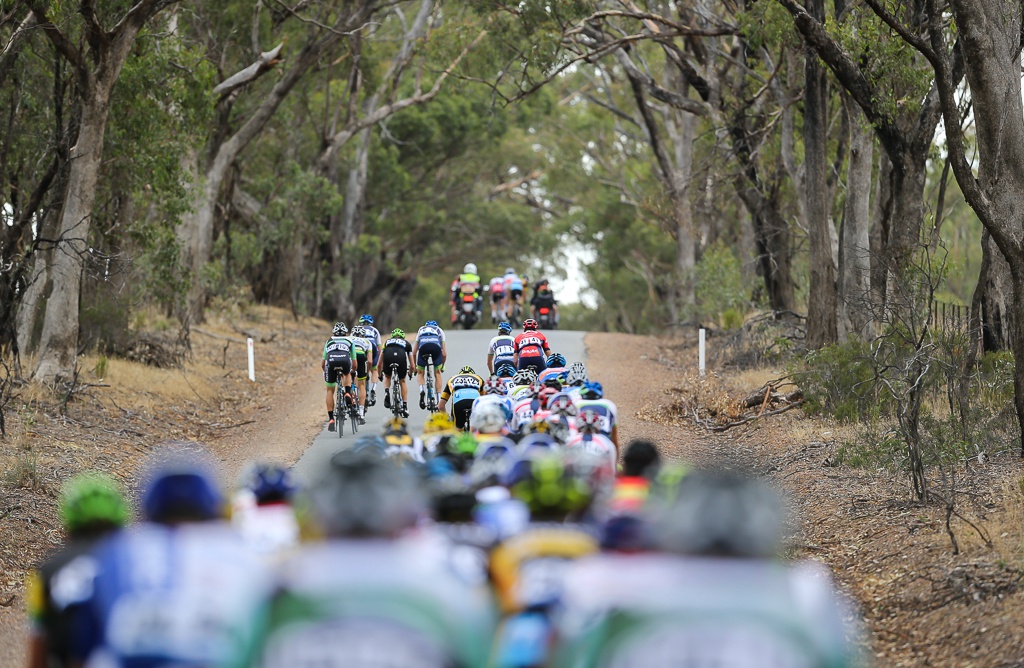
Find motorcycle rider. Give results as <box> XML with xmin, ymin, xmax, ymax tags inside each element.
<box><xmin>451</xmin><ymin>263</ymin><xmax>482</xmax><ymax>325</ymax></box>
<box><xmin>531</xmin><ymin>278</ymin><xmax>559</xmax><ymax>327</ymax></box>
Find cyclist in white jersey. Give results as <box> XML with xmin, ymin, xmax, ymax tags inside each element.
<box><xmin>359</xmin><ymin>314</ymin><xmax>383</xmax><ymax>404</ymax></box>
<box><xmin>412</xmin><ymin>320</ymin><xmax>447</xmax><ymax>410</ymax></box>
<box><xmin>487</xmin><ymin>321</ymin><xmax>517</xmax><ymax>374</ymax></box>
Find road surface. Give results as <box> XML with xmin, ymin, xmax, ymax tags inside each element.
<box><xmin>294</xmin><ymin>328</ymin><xmax>586</xmax><ymax>482</ymax></box>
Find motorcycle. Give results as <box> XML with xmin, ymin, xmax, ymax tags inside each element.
<box><xmin>458</xmin><ymin>293</ymin><xmax>479</xmax><ymax>329</ymax></box>
<box><xmin>536</xmin><ymin>306</ymin><xmax>556</xmax><ymax>330</ymax></box>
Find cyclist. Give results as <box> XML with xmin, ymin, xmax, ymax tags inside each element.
<box><xmin>69</xmin><ymin>461</ymin><xmax>273</xmax><ymax>667</ymax></box>
<box><xmin>486</xmin><ymin>273</ymin><xmax>507</xmax><ymax>323</ymax></box>
<box><xmin>412</xmin><ymin>320</ymin><xmax>447</xmax><ymax>410</ymax></box>
<box><xmin>537</xmin><ymin>352</ymin><xmax>567</xmax><ymax>384</ymax></box>
<box><xmin>237</xmin><ymin>451</ymin><xmax>497</xmax><ymax>668</ymax></box>
<box><xmin>359</xmin><ymin>314</ymin><xmax>383</xmax><ymax>405</ymax></box>
<box><xmin>501</xmin><ymin>268</ymin><xmax>525</xmax><ymax>323</ymax></box>
<box><xmin>383</xmin><ymin>417</ymin><xmax>427</xmax><ymax>464</ymax></box>
<box><xmin>231</xmin><ymin>463</ymin><xmax>299</xmax><ymax>559</ymax></box>
<box><xmin>351</xmin><ymin>326</ymin><xmax>373</xmax><ymax>424</ymax></box>
<box><xmin>380</xmin><ymin>328</ymin><xmax>414</xmax><ymax>418</ymax></box>
<box><xmin>470</xmin><ymin>401</ymin><xmax>511</xmax><ymax>441</ymax></box>
<box><xmin>438</xmin><ymin>365</ymin><xmax>485</xmax><ymax>431</ymax></box>
<box><xmin>576</xmin><ymin>381</ymin><xmax>619</xmax><ymax>452</ymax></box>
<box><xmin>513</xmin><ymin>319</ymin><xmax>550</xmax><ymax>375</ymax></box>
<box><xmin>321</xmin><ymin>322</ymin><xmax>356</xmax><ymax>432</ymax></box>
<box><xmin>530</xmin><ymin>278</ymin><xmax>559</xmax><ymax>326</ymax></box>
<box><xmin>450</xmin><ymin>262</ymin><xmax>482</xmax><ymax>325</ymax></box>
<box><xmin>494</xmin><ymin>362</ymin><xmax>518</xmax><ymax>393</ymax></box>
<box><xmin>566</xmin><ymin>410</ymin><xmax>617</xmax><ymax>471</ymax></box>
<box><xmin>27</xmin><ymin>473</ymin><xmax>129</xmax><ymax>668</ymax></box>
<box><xmin>487</xmin><ymin>321</ymin><xmax>517</xmax><ymax>374</ymax></box>
<box><xmin>553</xmin><ymin>470</ymin><xmax>859</xmax><ymax>668</ymax></box>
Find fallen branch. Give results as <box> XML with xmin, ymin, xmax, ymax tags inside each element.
<box><xmin>711</xmin><ymin>401</ymin><xmax>804</xmax><ymax>432</ymax></box>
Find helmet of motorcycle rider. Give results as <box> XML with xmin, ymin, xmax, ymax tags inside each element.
<box><xmin>360</xmin><ymin>314</ymin><xmax>374</xmax><ymax>324</ymax></box>
<box><xmin>59</xmin><ymin>472</ymin><xmax>130</xmax><ymax>536</ymax></box>
<box><xmin>483</xmin><ymin>377</ymin><xmax>506</xmax><ymax>395</ymax></box>
<box><xmin>546</xmin><ymin>353</ymin><xmax>566</xmax><ymax>368</ymax></box>
<box><xmin>523</xmin><ymin>319</ymin><xmax>538</xmax><ymax>331</ymax></box>
<box><xmin>580</xmin><ymin>381</ymin><xmax>604</xmax><ymax>400</ymax></box>
<box><xmin>464</xmin><ymin>263</ymin><xmax>478</xmax><ymax>275</ymax></box>
<box><xmin>333</xmin><ymin>322</ymin><xmax>348</xmax><ymax>337</ymax></box>
<box><xmin>498</xmin><ymin>322</ymin><xmax>513</xmax><ymax>335</ymax></box>
<box><xmin>305</xmin><ymin>449</ymin><xmax>425</xmax><ymax>538</ymax></box>
<box><xmin>460</xmin><ymin>365</ymin><xmax>476</xmax><ymax>376</ymax></box>
<box><xmin>566</xmin><ymin>362</ymin><xmax>588</xmax><ymax>386</ymax></box>
<box><xmin>471</xmin><ymin>402</ymin><xmax>507</xmax><ymax>434</ymax></box>
<box><xmin>241</xmin><ymin>463</ymin><xmax>295</xmax><ymax>506</ymax></box>
<box><xmin>650</xmin><ymin>469</ymin><xmax>785</xmax><ymax>558</ymax></box>
<box><xmin>391</xmin><ymin>328</ymin><xmax>405</xmax><ymax>339</ymax></box>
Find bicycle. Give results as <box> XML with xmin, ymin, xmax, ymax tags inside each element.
<box><xmin>388</xmin><ymin>364</ymin><xmax>404</xmax><ymax>418</ymax></box>
<box><xmin>349</xmin><ymin>383</ymin><xmax>361</xmax><ymax>433</ymax></box>
<box><xmin>425</xmin><ymin>358</ymin><xmax>439</xmax><ymax>413</ymax></box>
<box><xmin>334</xmin><ymin>383</ymin><xmax>347</xmax><ymax>437</ymax></box>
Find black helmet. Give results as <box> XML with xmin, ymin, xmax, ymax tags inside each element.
<box><xmin>333</xmin><ymin>322</ymin><xmax>348</xmax><ymax>336</ymax></box>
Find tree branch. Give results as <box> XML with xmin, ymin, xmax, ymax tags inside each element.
<box><xmin>26</xmin><ymin>2</ymin><xmax>88</xmax><ymax>84</ymax></box>
<box><xmin>212</xmin><ymin>42</ymin><xmax>285</xmax><ymax>96</ymax></box>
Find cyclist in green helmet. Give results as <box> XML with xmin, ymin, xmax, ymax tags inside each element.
<box><xmin>380</xmin><ymin>328</ymin><xmax>414</xmax><ymax>417</ymax></box>
<box><xmin>27</xmin><ymin>472</ymin><xmax>129</xmax><ymax>668</ymax></box>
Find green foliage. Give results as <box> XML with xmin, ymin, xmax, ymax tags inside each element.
<box><xmin>795</xmin><ymin>341</ymin><xmax>881</xmax><ymax>423</ymax></box>
<box><xmin>695</xmin><ymin>241</ymin><xmax>748</xmax><ymax>328</ymax></box>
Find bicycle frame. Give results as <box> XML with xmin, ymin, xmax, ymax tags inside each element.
<box><xmin>389</xmin><ymin>364</ymin><xmax>403</xmax><ymax>417</ymax></box>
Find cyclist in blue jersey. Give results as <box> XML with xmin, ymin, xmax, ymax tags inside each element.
<box><xmin>321</xmin><ymin>322</ymin><xmax>356</xmax><ymax>432</ymax></box>
<box><xmin>487</xmin><ymin>321</ymin><xmax>517</xmax><ymax>374</ymax></box>
<box><xmin>359</xmin><ymin>314</ymin><xmax>383</xmax><ymax>405</ymax></box>
<box><xmin>412</xmin><ymin>320</ymin><xmax>447</xmax><ymax>410</ymax></box>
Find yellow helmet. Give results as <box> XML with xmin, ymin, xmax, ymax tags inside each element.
<box><xmin>423</xmin><ymin>413</ymin><xmax>456</xmax><ymax>434</ymax></box>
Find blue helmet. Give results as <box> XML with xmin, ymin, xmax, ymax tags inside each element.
<box><xmin>495</xmin><ymin>362</ymin><xmax>517</xmax><ymax>378</ymax></box>
<box><xmin>143</xmin><ymin>466</ymin><xmax>223</xmax><ymax>523</ymax></box>
<box><xmin>426</xmin><ymin>320</ymin><xmax>438</xmax><ymax>328</ymax></box>
<box><xmin>360</xmin><ymin>314</ymin><xmax>374</xmax><ymax>324</ymax></box>
<box><xmin>581</xmin><ymin>381</ymin><xmax>604</xmax><ymax>400</ymax></box>
<box><xmin>546</xmin><ymin>353</ymin><xmax>566</xmax><ymax>368</ymax></box>
<box><xmin>243</xmin><ymin>463</ymin><xmax>294</xmax><ymax>505</ymax></box>
<box><xmin>498</xmin><ymin>322</ymin><xmax>512</xmax><ymax>335</ymax></box>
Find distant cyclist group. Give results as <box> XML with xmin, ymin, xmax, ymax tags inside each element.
<box><xmin>26</xmin><ymin>265</ymin><xmax>860</xmax><ymax>668</ymax></box>
<box><xmin>449</xmin><ymin>264</ymin><xmax>559</xmax><ymax>330</ymax></box>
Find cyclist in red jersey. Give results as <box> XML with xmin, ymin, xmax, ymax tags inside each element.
<box><xmin>513</xmin><ymin>319</ymin><xmax>550</xmax><ymax>375</ymax></box>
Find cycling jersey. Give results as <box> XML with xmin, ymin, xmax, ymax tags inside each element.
<box><xmin>488</xmin><ymin>334</ymin><xmax>516</xmax><ymax>367</ymax></box>
<box><xmin>514</xmin><ymin>332</ymin><xmax>549</xmax><ymax>359</ymax></box>
<box><xmin>565</xmin><ymin>432</ymin><xmax>617</xmax><ymax>469</ymax></box>
<box><xmin>231</xmin><ymin>493</ymin><xmax>300</xmax><ymax>560</ymax></box>
<box><xmin>382</xmin><ymin>337</ymin><xmax>413</xmax><ymax>377</ymax></box>
<box><xmin>510</xmin><ymin>385</ymin><xmax>533</xmax><ymax>401</ymax></box>
<box><xmin>537</xmin><ymin>367</ymin><xmax>565</xmax><ymax>384</ymax></box>
<box><xmin>361</xmin><ymin>325</ymin><xmax>382</xmax><ymax>362</ymax></box>
<box><xmin>489</xmin><ymin>276</ymin><xmax>506</xmax><ymax>295</ymax></box>
<box><xmin>70</xmin><ymin>521</ymin><xmax>272</xmax><ymax>666</ymax></box>
<box><xmin>512</xmin><ymin>398</ymin><xmax>543</xmax><ymax>432</ymax></box>
<box><xmin>322</xmin><ymin>336</ymin><xmax>356</xmax><ymax>386</ymax></box>
<box><xmin>472</xmin><ymin>394</ymin><xmax>513</xmax><ymax>419</ymax></box>
<box><xmin>441</xmin><ymin>373</ymin><xmax>484</xmax><ymax>404</ymax></box>
<box><xmin>503</xmin><ymin>274</ymin><xmax>524</xmax><ymax>294</ymax></box>
<box><xmin>576</xmin><ymin>398</ymin><xmax>618</xmax><ymax>435</ymax></box>
<box><xmin>416</xmin><ymin>325</ymin><xmax>446</xmax><ymax>347</ymax></box>
<box><xmin>236</xmin><ymin>537</ymin><xmax>497</xmax><ymax>668</ymax></box>
<box><xmin>554</xmin><ymin>554</ymin><xmax>856</xmax><ymax>668</ymax></box>
<box><xmin>416</xmin><ymin>325</ymin><xmax>446</xmax><ymax>370</ymax></box>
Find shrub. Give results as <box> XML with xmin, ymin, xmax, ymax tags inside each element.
<box><xmin>793</xmin><ymin>341</ymin><xmax>881</xmax><ymax>423</ymax></box>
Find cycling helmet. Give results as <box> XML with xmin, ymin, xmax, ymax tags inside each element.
<box><xmin>383</xmin><ymin>416</ymin><xmax>410</xmax><ymax>437</ymax></box>
<box><xmin>622</xmin><ymin>439</ymin><xmax>661</xmax><ymax>478</ymax></box>
<box><xmin>450</xmin><ymin>432</ymin><xmax>479</xmax><ymax>457</ymax></box>
<box><xmin>142</xmin><ymin>464</ymin><xmax>223</xmax><ymax>523</ymax></box>
<box><xmin>460</xmin><ymin>365</ymin><xmax>476</xmax><ymax>376</ymax></box>
<box><xmin>542</xmin><ymin>377</ymin><xmax>563</xmax><ymax>392</ymax></box>
<box><xmin>423</xmin><ymin>413</ymin><xmax>456</xmax><ymax>434</ymax></box>
<box><xmin>512</xmin><ymin>369</ymin><xmax>536</xmax><ymax>386</ymax></box>
<box><xmin>305</xmin><ymin>450</ymin><xmax>425</xmax><ymax>537</ymax></box>
<box><xmin>546</xmin><ymin>353</ymin><xmax>566</xmax><ymax>368</ymax></box>
<box><xmin>425</xmin><ymin>320</ymin><xmax>438</xmax><ymax>328</ymax></box>
<box><xmin>580</xmin><ymin>381</ymin><xmax>604</xmax><ymax>400</ymax></box>
<box><xmin>549</xmin><ymin>394</ymin><xmax>578</xmax><ymax>417</ymax></box>
<box><xmin>650</xmin><ymin>470</ymin><xmax>785</xmax><ymax>558</ymax></box>
<box><xmin>59</xmin><ymin>472</ymin><xmax>129</xmax><ymax>535</ymax></box>
<box><xmin>538</xmin><ymin>386</ymin><xmax>559</xmax><ymax>409</ymax></box>
<box><xmin>505</xmin><ymin>267</ymin><xmax>516</xmax><ymax>275</ymax></box>
<box><xmin>360</xmin><ymin>314</ymin><xmax>374</xmax><ymax>324</ymax></box>
<box><xmin>464</xmin><ymin>263</ymin><xmax>478</xmax><ymax>274</ymax></box>
<box><xmin>543</xmin><ymin>414</ymin><xmax>571</xmax><ymax>443</ymax></box>
<box><xmin>241</xmin><ymin>463</ymin><xmax>295</xmax><ymax>505</ymax></box>
<box><xmin>483</xmin><ymin>377</ymin><xmax>506</xmax><ymax>395</ymax></box>
<box><xmin>498</xmin><ymin>322</ymin><xmax>513</xmax><ymax>335</ymax></box>
<box><xmin>333</xmin><ymin>322</ymin><xmax>348</xmax><ymax>336</ymax></box>
<box><xmin>391</xmin><ymin>328</ymin><xmax>405</xmax><ymax>339</ymax></box>
<box><xmin>566</xmin><ymin>362</ymin><xmax>588</xmax><ymax>386</ymax></box>
<box><xmin>506</xmin><ymin>454</ymin><xmax>593</xmax><ymax>520</ymax></box>
<box><xmin>496</xmin><ymin>363</ymin><xmax>517</xmax><ymax>378</ymax></box>
<box><xmin>523</xmin><ymin>318</ymin><xmax>538</xmax><ymax>331</ymax></box>
<box><xmin>351</xmin><ymin>325</ymin><xmax>364</xmax><ymax>337</ymax></box>
<box><xmin>471</xmin><ymin>402</ymin><xmax>508</xmax><ymax>434</ymax></box>
<box><xmin>576</xmin><ymin>409</ymin><xmax>603</xmax><ymax>434</ymax></box>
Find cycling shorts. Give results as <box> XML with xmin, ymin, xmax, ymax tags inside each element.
<box><xmin>355</xmin><ymin>353</ymin><xmax>369</xmax><ymax>380</ymax></box>
<box><xmin>324</xmin><ymin>358</ymin><xmax>352</xmax><ymax>386</ymax></box>
<box><xmin>452</xmin><ymin>398</ymin><xmax>475</xmax><ymax>431</ymax></box>
<box><xmin>416</xmin><ymin>342</ymin><xmax>445</xmax><ymax>371</ymax></box>
<box><xmin>510</xmin><ymin>288</ymin><xmax>523</xmax><ymax>300</ymax></box>
<box><xmin>382</xmin><ymin>349</ymin><xmax>409</xmax><ymax>378</ymax></box>
<box><xmin>517</xmin><ymin>355</ymin><xmax>545</xmax><ymax>375</ymax></box>
<box><xmin>371</xmin><ymin>344</ymin><xmax>380</xmax><ymax>366</ymax></box>
<box><xmin>491</xmin><ymin>291</ymin><xmax>505</xmax><ymax>303</ymax></box>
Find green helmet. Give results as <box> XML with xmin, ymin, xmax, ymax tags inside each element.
<box><xmin>450</xmin><ymin>432</ymin><xmax>478</xmax><ymax>457</ymax></box>
<box><xmin>392</xmin><ymin>328</ymin><xmax>405</xmax><ymax>339</ymax></box>
<box><xmin>59</xmin><ymin>472</ymin><xmax>130</xmax><ymax>535</ymax></box>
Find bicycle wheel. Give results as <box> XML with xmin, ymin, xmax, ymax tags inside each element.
<box><xmin>335</xmin><ymin>386</ymin><xmax>344</xmax><ymax>438</ymax></box>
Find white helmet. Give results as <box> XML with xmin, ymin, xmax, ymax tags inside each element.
<box><xmin>471</xmin><ymin>402</ymin><xmax>507</xmax><ymax>434</ymax></box>
<box><xmin>505</xmin><ymin>267</ymin><xmax>516</xmax><ymax>275</ymax></box>
<box><xmin>464</xmin><ymin>263</ymin><xmax>477</xmax><ymax>274</ymax></box>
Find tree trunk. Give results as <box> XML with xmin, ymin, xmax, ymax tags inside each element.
<box><xmin>803</xmin><ymin>0</ymin><xmax>838</xmax><ymax>348</ymax></box>
<box><xmin>979</xmin><ymin>232</ymin><xmax>1013</xmax><ymax>351</ymax></box>
<box><xmin>871</xmin><ymin>149</ymin><xmax>891</xmax><ymax>308</ymax></box>
<box><xmin>33</xmin><ymin>92</ymin><xmax>111</xmax><ymax>382</ymax></box>
<box><xmin>665</xmin><ymin>105</ymin><xmax>698</xmax><ymax>320</ymax></box>
<box><xmin>838</xmin><ymin>102</ymin><xmax>874</xmax><ymax>341</ymax></box>
<box><xmin>332</xmin><ymin>123</ymin><xmax>374</xmax><ymax>318</ymax></box>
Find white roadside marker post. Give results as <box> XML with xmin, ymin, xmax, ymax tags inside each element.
<box><xmin>247</xmin><ymin>337</ymin><xmax>256</xmax><ymax>382</ymax></box>
<box><xmin>698</xmin><ymin>328</ymin><xmax>706</xmax><ymax>377</ymax></box>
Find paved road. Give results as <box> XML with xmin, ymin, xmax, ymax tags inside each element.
<box><xmin>293</xmin><ymin>327</ymin><xmax>586</xmax><ymax>482</ymax></box>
